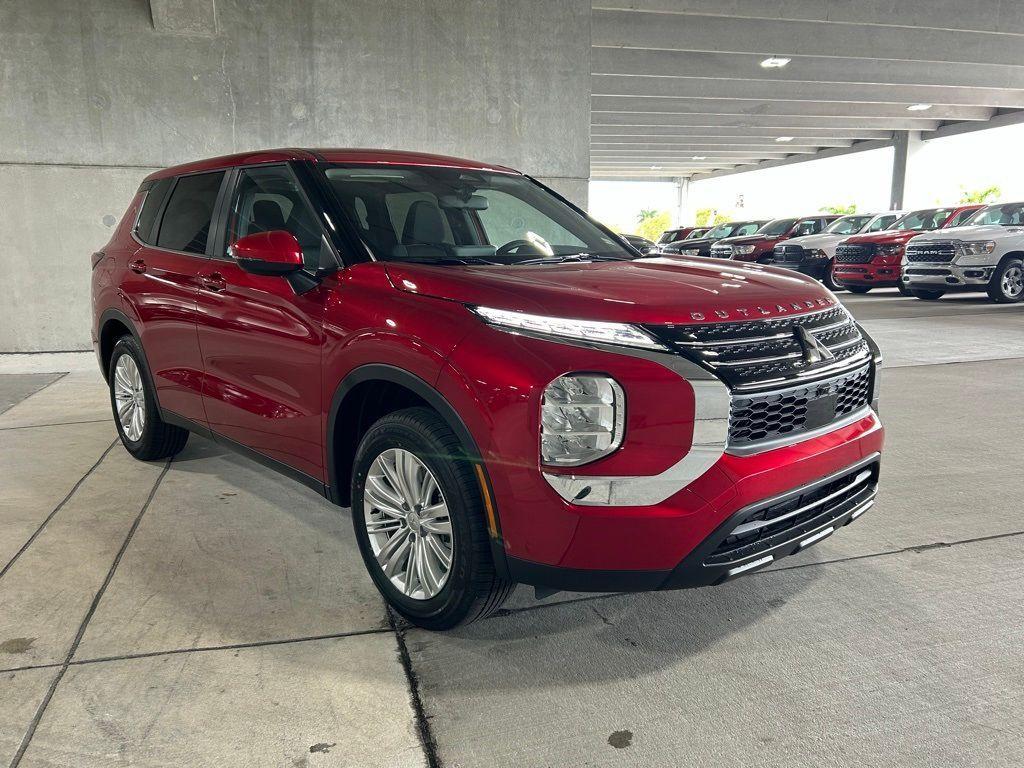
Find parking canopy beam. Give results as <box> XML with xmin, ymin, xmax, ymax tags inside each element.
<box><xmin>890</xmin><ymin>131</ymin><xmax>923</xmax><ymax>210</ymax></box>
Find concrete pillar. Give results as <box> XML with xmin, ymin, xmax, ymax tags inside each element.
<box><xmin>890</xmin><ymin>130</ymin><xmax>923</xmax><ymax>210</ymax></box>
<box><xmin>674</xmin><ymin>177</ymin><xmax>691</xmax><ymax>227</ymax></box>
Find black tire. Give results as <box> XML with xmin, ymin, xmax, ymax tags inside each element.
<box><xmin>351</xmin><ymin>407</ymin><xmax>513</xmax><ymax>630</ymax></box>
<box><xmin>822</xmin><ymin>264</ymin><xmax>843</xmax><ymax>292</ymax></box>
<box><xmin>108</xmin><ymin>336</ymin><xmax>189</xmax><ymax>461</ymax></box>
<box><xmin>846</xmin><ymin>286</ymin><xmax>872</xmax><ymax>294</ymax></box>
<box><xmin>987</xmin><ymin>257</ymin><xmax>1024</xmax><ymax>304</ymax></box>
<box><xmin>909</xmin><ymin>288</ymin><xmax>945</xmax><ymax>301</ymax></box>
<box><xmin>897</xmin><ymin>281</ymin><xmax>911</xmax><ymax>296</ymax></box>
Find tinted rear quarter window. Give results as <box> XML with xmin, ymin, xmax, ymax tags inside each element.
<box><xmin>156</xmin><ymin>171</ymin><xmax>226</xmax><ymax>254</ymax></box>
<box><xmin>135</xmin><ymin>178</ymin><xmax>173</xmax><ymax>244</ymax></box>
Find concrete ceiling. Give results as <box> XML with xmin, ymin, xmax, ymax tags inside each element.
<box><xmin>590</xmin><ymin>1</ymin><xmax>1024</xmax><ymax>180</ymax></box>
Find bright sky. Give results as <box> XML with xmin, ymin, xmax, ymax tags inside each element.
<box><xmin>589</xmin><ymin>122</ymin><xmax>1024</xmax><ymax>233</ymax></box>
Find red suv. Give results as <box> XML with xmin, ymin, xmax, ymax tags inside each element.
<box><xmin>91</xmin><ymin>149</ymin><xmax>884</xmax><ymax>629</ymax></box>
<box><xmin>710</xmin><ymin>216</ymin><xmax>840</xmax><ymax>263</ymax></box>
<box><xmin>832</xmin><ymin>205</ymin><xmax>982</xmax><ymax>293</ymax></box>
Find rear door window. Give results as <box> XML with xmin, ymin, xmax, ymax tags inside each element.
<box><xmin>156</xmin><ymin>171</ymin><xmax>226</xmax><ymax>254</ymax></box>
<box><xmin>135</xmin><ymin>178</ymin><xmax>173</xmax><ymax>244</ymax></box>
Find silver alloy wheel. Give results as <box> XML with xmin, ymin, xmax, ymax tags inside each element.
<box><xmin>363</xmin><ymin>448</ymin><xmax>454</xmax><ymax>600</ymax></box>
<box><xmin>113</xmin><ymin>354</ymin><xmax>146</xmax><ymax>442</ymax></box>
<box><xmin>1002</xmin><ymin>264</ymin><xmax>1023</xmax><ymax>298</ymax></box>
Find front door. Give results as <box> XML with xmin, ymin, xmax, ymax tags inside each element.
<box><xmin>194</xmin><ymin>164</ymin><xmax>328</xmax><ymax>481</ymax></box>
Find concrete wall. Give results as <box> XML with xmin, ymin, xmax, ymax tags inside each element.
<box><xmin>0</xmin><ymin>0</ymin><xmax>591</xmax><ymax>352</ymax></box>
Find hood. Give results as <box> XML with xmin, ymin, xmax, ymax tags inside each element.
<box><xmin>843</xmin><ymin>229</ymin><xmax>920</xmax><ymax>245</ymax></box>
<box><xmin>383</xmin><ymin>258</ymin><xmax>835</xmax><ymax>325</ymax></box>
<box><xmin>714</xmin><ymin>233</ymin><xmax>776</xmax><ymax>247</ymax></box>
<box><xmin>913</xmin><ymin>224</ymin><xmax>1024</xmax><ymax>241</ymax></box>
<box><xmin>776</xmin><ymin>232</ymin><xmax>845</xmax><ymax>249</ymax></box>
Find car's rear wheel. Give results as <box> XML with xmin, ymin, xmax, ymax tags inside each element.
<box><xmin>897</xmin><ymin>281</ymin><xmax>910</xmax><ymax>296</ymax></box>
<box><xmin>351</xmin><ymin>407</ymin><xmax>513</xmax><ymax>629</ymax></box>
<box><xmin>846</xmin><ymin>285</ymin><xmax>872</xmax><ymax>294</ymax></box>
<box><xmin>108</xmin><ymin>336</ymin><xmax>188</xmax><ymax>460</ymax></box>
<box><xmin>909</xmin><ymin>288</ymin><xmax>945</xmax><ymax>301</ymax></box>
<box><xmin>988</xmin><ymin>257</ymin><xmax>1024</xmax><ymax>303</ymax></box>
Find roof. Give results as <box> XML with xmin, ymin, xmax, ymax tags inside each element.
<box><xmin>144</xmin><ymin>148</ymin><xmax>520</xmax><ymax>181</ymax></box>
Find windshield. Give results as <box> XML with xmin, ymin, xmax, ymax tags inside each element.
<box><xmin>323</xmin><ymin>165</ymin><xmax>633</xmax><ymax>265</ymax></box>
<box><xmin>890</xmin><ymin>208</ymin><xmax>954</xmax><ymax>231</ymax></box>
<box><xmin>684</xmin><ymin>228</ymin><xmax>709</xmax><ymax>240</ymax></box>
<box><xmin>757</xmin><ymin>218</ymin><xmax>798</xmax><ymax>237</ymax></box>
<box><xmin>658</xmin><ymin>229</ymin><xmax>682</xmax><ymax>244</ymax></box>
<box><xmin>825</xmin><ymin>215</ymin><xmax>873</xmax><ymax>235</ymax></box>
<box><xmin>706</xmin><ymin>222</ymin><xmax>737</xmax><ymax>239</ymax></box>
<box><xmin>865</xmin><ymin>213</ymin><xmax>899</xmax><ymax>232</ymax></box>
<box><xmin>966</xmin><ymin>203</ymin><xmax>1024</xmax><ymax>226</ymax></box>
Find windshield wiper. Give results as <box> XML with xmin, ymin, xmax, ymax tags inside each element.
<box><xmin>514</xmin><ymin>253</ymin><xmax>634</xmax><ymax>265</ymax></box>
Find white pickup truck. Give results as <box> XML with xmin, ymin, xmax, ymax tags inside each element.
<box><xmin>902</xmin><ymin>202</ymin><xmax>1024</xmax><ymax>303</ymax></box>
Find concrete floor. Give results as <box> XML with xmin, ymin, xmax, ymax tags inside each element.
<box><xmin>1</xmin><ymin>289</ymin><xmax>1022</xmax><ymax>767</ymax></box>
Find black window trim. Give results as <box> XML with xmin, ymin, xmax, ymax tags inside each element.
<box><xmin>211</xmin><ymin>160</ymin><xmax>343</xmax><ymax>272</ymax></box>
<box><xmin>134</xmin><ymin>168</ymin><xmax>230</xmax><ymax>260</ymax></box>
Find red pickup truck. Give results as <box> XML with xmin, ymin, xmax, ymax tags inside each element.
<box><xmin>832</xmin><ymin>205</ymin><xmax>982</xmax><ymax>293</ymax></box>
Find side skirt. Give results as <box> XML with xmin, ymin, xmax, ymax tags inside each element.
<box><xmin>162</xmin><ymin>410</ymin><xmax>332</xmax><ymax>501</ymax></box>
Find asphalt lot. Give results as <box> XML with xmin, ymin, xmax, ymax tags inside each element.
<box><xmin>1</xmin><ymin>288</ymin><xmax>1023</xmax><ymax>767</ymax></box>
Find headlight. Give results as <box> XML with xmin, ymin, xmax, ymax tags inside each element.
<box><xmin>679</xmin><ymin>248</ymin><xmax>700</xmax><ymax>256</ymax></box>
<box><xmin>471</xmin><ymin>306</ymin><xmax>666</xmax><ymax>350</ymax></box>
<box><xmin>541</xmin><ymin>374</ymin><xmax>625</xmax><ymax>466</ymax></box>
<box><xmin>878</xmin><ymin>244</ymin><xmax>904</xmax><ymax>256</ymax></box>
<box><xmin>809</xmin><ymin>249</ymin><xmax>828</xmax><ymax>260</ymax></box>
<box><xmin>957</xmin><ymin>240</ymin><xmax>996</xmax><ymax>256</ymax></box>
<box><xmin>732</xmin><ymin>245</ymin><xmax>756</xmax><ymax>255</ymax></box>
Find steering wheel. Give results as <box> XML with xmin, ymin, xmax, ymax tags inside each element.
<box><xmin>496</xmin><ymin>239</ymin><xmax>544</xmax><ymax>256</ymax></box>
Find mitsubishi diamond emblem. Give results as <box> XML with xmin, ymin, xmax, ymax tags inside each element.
<box><xmin>795</xmin><ymin>326</ymin><xmax>835</xmax><ymax>364</ymax></box>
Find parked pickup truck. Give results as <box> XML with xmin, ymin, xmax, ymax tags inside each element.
<box><xmin>902</xmin><ymin>201</ymin><xmax>1024</xmax><ymax>303</ymax></box>
<box><xmin>711</xmin><ymin>216</ymin><xmax>839</xmax><ymax>264</ymax></box>
<box><xmin>659</xmin><ymin>220</ymin><xmax>768</xmax><ymax>258</ymax></box>
<box><xmin>832</xmin><ymin>205</ymin><xmax>982</xmax><ymax>293</ymax></box>
<box><xmin>771</xmin><ymin>212</ymin><xmax>904</xmax><ymax>290</ymax></box>
<box><xmin>657</xmin><ymin>226</ymin><xmax>709</xmax><ymax>247</ymax></box>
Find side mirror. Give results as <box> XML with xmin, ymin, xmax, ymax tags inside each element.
<box><xmin>229</xmin><ymin>230</ymin><xmax>304</xmax><ymax>276</ymax></box>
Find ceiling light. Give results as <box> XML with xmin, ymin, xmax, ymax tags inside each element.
<box><xmin>760</xmin><ymin>56</ymin><xmax>791</xmax><ymax>69</ymax></box>
<box><xmin>775</xmin><ymin>136</ymin><xmax>794</xmax><ymax>142</ymax></box>
<box><xmin>907</xmin><ymin>103</ymin><xmax>933</xmax><ymax>111</ymax></box>
<box><xmin>692</xmin><ymin>155</ymin><xmax>706</xmax><ymax>160</ymax></box>
<box><xmin>650</xmin><ymin>165</ymin><xmax>662</xmax><ymax>170</ymax></box>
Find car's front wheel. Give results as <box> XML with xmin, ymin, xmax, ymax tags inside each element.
<box><xmin>909</xmin><ymin>288</ymin><xmax>945</xmax><ymax>301</ymax></box>
<box><xmin>823</xmin><ymin>264</ymin><xmax>843</xmax><ymax>292</ymax></box>
<box><xmin>988</xmin><ymin>257</ymin><xmax>1024</xmax><ymax>303</ymax></box>
<box><xmin>846</xmin><ymin>285</ymin><xmax>872</xmax><ymax>294</ymax></box>
<box><xmin>108</xmin><ymin>336</ymin><xmax>189</xmax><ymax>461</ymax></box>
<box><xmin>351</xmin><ymin>407</ymin><xmax>513</xmax><ymax>629</ymax></box>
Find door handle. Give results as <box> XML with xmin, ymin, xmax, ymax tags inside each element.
<box><xmin>199</xmin><ymin>272</ymin><xmax>227</xmax><ymax>292</ymax></box>
<box><xmin>129</xmin><ymin>259</ymin><xmax>147</xmax><ymax>274</ymax></box>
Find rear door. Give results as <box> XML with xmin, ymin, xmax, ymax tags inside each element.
<box><xmin>123</xmin><ymin>171</ymin><xmax>227</xmax><ymax>424</ymax></box>
<box><xmin>193</xmin><ymin>163</ymin><xmax>330</xmax><ymax>480</ymax></box>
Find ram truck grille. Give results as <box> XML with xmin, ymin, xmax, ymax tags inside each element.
<box><xmin>710</xmin><ymin>244</ymin><xmax>733</xmax><ymax>259</ymax></box>
<box><xmin>772</xmin><ymin>245</ymin><xmax>806</xmax><ymax>264</ymax></box>
<box><xmin>835</xmin><ymin>243</ymin><xmax>876</xmax><ymax>263</ymax></box>
<box><xmin>642</xmin><ymin>305</ymin><xmax>875</xmax><ymax>451</ymax></box>
<box><xmin>905</xmin><ymin>241</ymin><xmax>957</xmax><ymax>263</ymax></box>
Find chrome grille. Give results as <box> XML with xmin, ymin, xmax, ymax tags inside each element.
<box><xmin>835</xmin><ymin>243</ymin><xmax>876</xmax><ymax>263</ymax></box>
<box><xmin>710</xmin><ymin>244</ymin><xmax>733</xmax><ymax>259</ymax></box>
<box><xmin>906</xmin><ymin>240</ymin><xmax>957</xmax><ymax>263</ymax></box>
<box><xmin>642</xmin><ymin>306</ymin><xmax>875</xmax><ymax>451</ymax></box>
<box><xmin>728</xmin><ymin>365</ymin><xmax>871</xmax><ymax>447</ymax></box>
<box><xmin>773</xmin><ymin>245</ymin><xmax>806</xmax><ymax>264</ymax></box>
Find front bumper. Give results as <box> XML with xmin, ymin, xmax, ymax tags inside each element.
<box><xmin>833</xmin><ymin>262</ymin><xmax>901</xmax><ymax>287</ymax></box>
<box><xmin>902</xmin><ymin>262</ymin><xmax>994</xmax><ymax>289</ymax></box>
<box><xmin>505</xmin><ymin>411</ymin><xmax>884</xmax><ymax>592</ymax></box>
